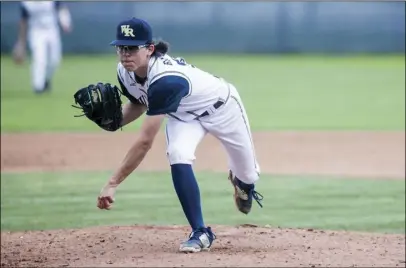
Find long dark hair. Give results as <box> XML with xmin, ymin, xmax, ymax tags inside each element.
<box><xmin>151</xmin><ymin>40</ymin><xmax>169</xmax><ymax>56</ymax></box>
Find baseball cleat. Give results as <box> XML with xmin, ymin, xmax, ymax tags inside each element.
<box><xmin>228</xmin><ymin>170</ymin><xmax>263</xmax><ymax>214</ymax></box>
<box><xmin>179</xmin><ymin>227</ymin><xmax>216</xmax><ymax>253</ymax></box>
<box><xmin>44</xmin><ymin>80</ymin><xmax>51</xmax><ymax>92</ymax></box>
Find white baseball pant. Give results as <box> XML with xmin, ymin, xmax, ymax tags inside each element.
<box><xmin>28</xmin><ymin>28</ymin><xmax>61</xmax><ymax>91</ymax></box>
<box><xmin>165</xmin><ymin>84</ymin><xmax>260</xmax><ymax>184</ymax></box>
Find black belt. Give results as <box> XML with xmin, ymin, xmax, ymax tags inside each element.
<box><xmin>199</xmin><ymin>100</ymin><xmax>225</xmax><ymax>117</ymax></box>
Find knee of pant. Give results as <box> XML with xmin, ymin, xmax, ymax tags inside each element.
<box><xmin>166</xmin><ymin>146</ymin><xmax>195</xmax><ymax>165</ymax></box>
<box><xmin>255</xmin><ymin>163</ymin><xmax>261</xmax><ymax>176</ymax></box>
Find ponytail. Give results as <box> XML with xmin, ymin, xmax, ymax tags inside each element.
<box><xmin>152</xmin><ymin>40</ymin><xmax>170</xmax><ymax>55</ymax></box>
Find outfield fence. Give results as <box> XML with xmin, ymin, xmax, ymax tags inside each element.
<box><xmin>1</xmin><ymin>2</ymin><xmax>405</xmax><ymax>54</ymax></box>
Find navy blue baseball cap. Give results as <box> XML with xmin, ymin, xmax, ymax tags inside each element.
<box><xmin>110</xmin><ymin>17</ymin><xmax>152</xmax><ymax>46</ymax></box>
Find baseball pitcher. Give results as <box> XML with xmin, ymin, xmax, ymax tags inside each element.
<box><xmin>72</xmin><ymin>17</ymin><xmax>263</xmax><ymax>253</ymax></box>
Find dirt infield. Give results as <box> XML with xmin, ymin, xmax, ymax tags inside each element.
<box><xmin>1</xmin><ymin>131</ymin><xmax>405</xmax><ymax>267</ymax></box>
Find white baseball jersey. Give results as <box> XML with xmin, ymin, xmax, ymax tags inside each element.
<box><xmin>21</xmin><ymin>1</ymin><xmax>61</xmax><ymax>32</ymax></box>
<box><xmin>116</xmin><ymin>53</ymin><xmax>231</xmax><ymax>121</ymax></box>
<box><xmin>117</xmin><ymin>53</ymin><xmax>260</xmax><ymax>184</ymax></box>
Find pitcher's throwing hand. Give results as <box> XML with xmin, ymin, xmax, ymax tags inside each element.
<box><xmin>97</xmin><ymin>183</ymin><xmax>117</xmax><ymax>210</ymax></box>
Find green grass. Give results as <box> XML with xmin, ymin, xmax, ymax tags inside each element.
<box><xmin>1</xmin><ymin>171</ymin><xmax>405</xmax><ymax>234</ymax></box>
<box><xmin>1</xmin><ymin>54</ymin><xmax>405</xmax><ymax>132</ymax></box>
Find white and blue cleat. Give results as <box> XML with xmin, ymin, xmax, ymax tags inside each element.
<box><xmin>228</xmin><ymin>170</ymin><xmax>263</xmax><ymax>214</ymax></box>
<box><xmin>179</xmin><ymin>227</ymin><xmax>216</xmax><ymax>253</ymax></box>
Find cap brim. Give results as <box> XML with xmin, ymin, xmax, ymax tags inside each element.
<box><xmin>109</xmin><ymin>40</ymin><xmax>149</xmax><ymax>46</ymax></box>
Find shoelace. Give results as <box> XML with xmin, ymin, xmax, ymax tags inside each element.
<box><xmin>231</xmin><ymin>172</ymin><xmax>264</xmax><ymax>209</ymax></box>
<box><xmin>251</xmin><ymin>189</ymin><xmax>264</xmax><ymax>208</ymax></box>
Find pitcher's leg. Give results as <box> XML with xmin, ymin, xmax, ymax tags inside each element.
<box><xmin>205</xmin><ymin>86</ymin><xmax>262</xmax><ymax>214</ymax></box>
<box><xmin>228</xmin><ymin>94</ymin><xmax>260</xmax><ymax>184</ymax></box>
<box><xmin>165</xmin><ymin>119</ymin><xmax>216</xmax><ymax>252</ymax></box>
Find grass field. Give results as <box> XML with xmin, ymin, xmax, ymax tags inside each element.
<box><xmin>1</xmin><ymin>54</ymin><xmax>405</xmax><ymax>132</ymax></box>
<box><xmin>1</xmin><ymin>171</ymin><xmax>405</xmax><ymax>234</ymax></box>
<box><xmin>1</xmin><ymin>54</ymin><xmax>405</xmax><ymax>237</ymax></box>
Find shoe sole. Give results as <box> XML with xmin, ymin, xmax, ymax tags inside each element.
<box><xmin>179</xmin><ymin>246</ymin><xmax>211</xmax><ymax>253</ymax></box>
<box><xmin>228</xmin><ymin>172</ymin><xmax>239</xmax><ymax>211</ymax></box>
<box><xmin>228</xmin><ymin>171</ymin><xmax>249</xmax><ymax>215</ymax></box>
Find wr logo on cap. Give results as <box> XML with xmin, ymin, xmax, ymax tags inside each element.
<box><xmin>121</xmin><ymin>25</ymin><xmax>135</xmax><ymax>37</ymax></box>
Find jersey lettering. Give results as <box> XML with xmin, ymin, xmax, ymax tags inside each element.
<box><xmin>161</xmin><ymin>56</ymin><xmax>195</xmax><ymax>68</ymax></box>
<box><xmin>117</xmin><ymin>53</ymin><xmax>230</xmax><ymax>120</ymax></box>
<box><xmin>162</xmin><ymin>58</ymin><xmax>172</xmax><ymax>65</ymax></box>
<box><xmin>159</xmin><ymin>56</ymin><xmax>222</xmax><ymax>79</ymax></box>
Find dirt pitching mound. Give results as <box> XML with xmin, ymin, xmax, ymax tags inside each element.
<box><xmin>1</xmin><ymin>225</ymin><xmax>405</xmax><ymax>267</ymax></box>
<box><xmin>1</xmin><ymin>131</ymin><xmax>405</xmax><ymax>267</ymax></box>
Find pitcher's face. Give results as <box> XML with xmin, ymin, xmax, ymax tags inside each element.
<box><xmin>116</xmin><ymin>45</ymin><xmax>154</xmax><ymax>72</ymax></box>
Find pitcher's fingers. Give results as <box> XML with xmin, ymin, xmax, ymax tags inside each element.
<box><xmin>97</xmin><ymin>197</ymin><xmax>103</xmax><ymax>209</ymax></box>
<box><xmin>97</xmin><ymin>199</ymin><xmax>104</xmax><ymax>209</ymax></box>
<box><xmin>97</xmin><ymin>197</ymin><xmax>108</xmax><ymax>209</ymax></box>
<box><xmin>103</xmin><ymin>199</ymin><xmax>112</xmax><ymax>210</ymax></box>
<box><xmin>102</xmin><ymin>198</ymin><xmax>112</xmax><ymax>210</ymax></box>
<box><xmin>97</xmin><ymin>198</ymin><xmax>103</xmax><ymax>209</ymax></box>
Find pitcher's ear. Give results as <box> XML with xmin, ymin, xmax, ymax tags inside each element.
<box><xmin>148</xmin><ymin>44</ymin><xmax>155</xmax><ymax>54</ymax></box>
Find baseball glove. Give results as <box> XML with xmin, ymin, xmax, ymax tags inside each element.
<box><xmin>72</xmin><ymin>82</ymin><xmax>123</xmax><ymax>132</ymax></box>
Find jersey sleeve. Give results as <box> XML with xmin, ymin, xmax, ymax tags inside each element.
<box><xmin>116</xmin><ymin>68</ymin><xmax>142</xmax><ymax>105</ymax></box>
<box><xmin>146</xmin><ymin>74</ymin><xmax>190</xmax><ymax>116</ymax></box>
